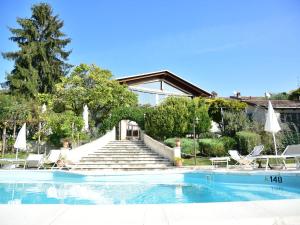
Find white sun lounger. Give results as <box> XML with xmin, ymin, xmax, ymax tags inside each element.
<box><xmin>24</xmin><ymin>154</ymin><xmax>44</xmax><ymax>169</ymax></box>
<box><xmin>40</xmin><ymin>150</ymin><xmax>62</xmax><ymax>169</ymax></box>
<box><xmin>254</xmin><ymin>144</ymin><xmax>300</xmax><ymax>170</ymax></box>
<box><xmin>0</xmin><ymin>158</ymin><xmax>25</xmax><ymax>169</ymax></box>
<box><xmin>229</xmin><ymin>145</ymin><xmax>264</xmax><ymax>168</ymax></box>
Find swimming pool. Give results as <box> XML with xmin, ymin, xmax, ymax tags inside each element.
<box><xmin>0</xmin><ymin>170</ymin><xmax>299</xmax><ymax>205</ymax></box>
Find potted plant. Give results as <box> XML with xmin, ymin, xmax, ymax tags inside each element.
<box><xmin>174</xmin><ymin>157</ymin><xmax>184</xmax><ymax>167</ymax></box>
<box><xmin>175</xmin><ymin>138</ymin><xmax>181</xmax><ymax>147</ymax></box>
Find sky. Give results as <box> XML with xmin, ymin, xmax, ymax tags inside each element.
<box><xmin>0</xmin><ymin>0</ymin><xmax>300</xmax><ymax>97</ymax></box>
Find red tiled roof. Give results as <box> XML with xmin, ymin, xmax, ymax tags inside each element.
<box><xmin>242</xmin><ymin>99</ymin><xmax>300</xmax><ymax>109</ymax></box>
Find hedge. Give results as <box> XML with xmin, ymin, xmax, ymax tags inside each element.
<box><xmin>164</xmin><ymin>138</ymin><xmax>199</xmax><ymax>156</ymax></box>
<box><xmin>198</xmin><ymin>139</ymin><xmax>225</xmax><ymax>157</ymax></box>
<box><xmin>236</xmin><ymin>131</ymin><xmax>261</xmax><ymax>155</ymax></box>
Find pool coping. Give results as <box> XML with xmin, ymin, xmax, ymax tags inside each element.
<box><xmin>1</xmin><ymin>167</ymin><xmax>300</xmax><ymax>176</ymax></box>
<box><xmin>0</xmin><ymin>199</ymin><xmax>300</xmax><ymax>225</ymax></box>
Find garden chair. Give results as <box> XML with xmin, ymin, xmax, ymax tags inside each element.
<box><xmin>24</xmin><ymin>154</ymin><xmax>44</xmax><ymax>169</ymax></box>
<box><xmin>255</xmin><ymin>144</ymin><xmax>300</xmax><ymax>170</ymax></box>
<box><xmin>39</xmin><ymin>150</ymin><xmax>62</xmax><ymax>169</ymax></box>
<box><xmin>229</xmin><ymin>145</ymin><xmax>264</xmax><ymax>168</ymax></box>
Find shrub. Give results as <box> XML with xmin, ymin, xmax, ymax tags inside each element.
<box><xmin>164</xmin><ymin>138</ymin><xmax>198</xmax><ymax>156</ymax></box>
<box><xmin>145</xmin><ymin>97</ymin><xmax>211</xmax><ymax>140</ymax></box>
<box><xmin>198</xmin><ymin>132</ymin><xmax>219</xmax><ymax>139</ymax></box>
<box><xmin>198</xmin><ymin>138</ymin><xmax>226</xmax><ymax>157</ymax></box>
<box><xmin>282</xmin><ymin>131</ymin><xmax>300</xmax><ymax>146</ymax></box>
<box><xmin>236</xmin><ymin>131</ymin><xmax>261</xmax><ymax>155</ymax></box>
<box><xmin>219</xmin><ymin>136</ymin><xmax>237</xmax><ymax>150</ymax></box>
<box><xmin>222</xmin><ymin>111</ymin><xmax>251</xmax><ymax>136</ymax></box>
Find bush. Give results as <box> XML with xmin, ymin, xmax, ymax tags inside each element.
<box><xmin>198</xmin><ymin>138</ymin><xmax>226</xmax><ymax>157</ymax></box>
<box><xmin>219</xmin><ymin>136</ymin><xmax>237</xmax><ymax>150</ymax></box>
<box><xmin>222</xmin><ymin>111</ymin><xmax>251</xmax><ymax>136</ymax></box>
<box><xmin>164</xmin><ymin>138</ymin><xmax>198</xmax><ymax>156</ymax></box>
<box><xmin>236</xmin><ymin>131</ymin><xmax>261</xmax><ymax>155</ymax></box>
<box><xmin>282</xmin><ymin>131</ymin><xmax>300</xmax><ymax>146</ymax></box>
<box><xmin>198</xmin><ymin>132</ymin><xmax>219</xmax><ymax>139</ymax></box>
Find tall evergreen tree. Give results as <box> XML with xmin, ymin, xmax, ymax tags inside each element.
<box><xmin>2</xmin><ymin>3</ymin><xmax>71</xmax><ymax>98</ymax></box>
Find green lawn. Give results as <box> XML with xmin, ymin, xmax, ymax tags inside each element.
<box><xmin>0</xmin><ymin>152</ymin><xmax>29</xmax><ymax>159</ymax></box>
<box><xmin>182</xmin><ymin>157</ymin><xmax>211</xmax><ymax>166</ymax></box>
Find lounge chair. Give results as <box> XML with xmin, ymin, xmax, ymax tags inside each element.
<box><xmin>229</xmin><ymin>145</ymin><xmax>264</xmax><ymax>167</ymax></box>
<box><xmin>24</xmin><ymin>154</ymin><xmax>44</xmax><ymax>169</ymax></box>
<box><xmin>0</xmin><ymin>158</ymin><xmax>26</xmax><ymax>169</ymax></box>
<box><xmin>40</xmin><ymin>150</ymin><xmax>61</xmax><ymax>169</ymax></box>
<box><xmin>255</xmin><ymin>144</ymin><xmax>300</xmax><ymax>170</ymax></box>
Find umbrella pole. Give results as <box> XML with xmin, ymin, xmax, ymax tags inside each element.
<box><xmin>15</xmin><ymin>148</ymin><xmax>19</xmax><ymax>160</ymax></box>
<box><xmin>272</xmin><ymin>132</ymin><xmax>278</xmax><ymax>156</ymax></box>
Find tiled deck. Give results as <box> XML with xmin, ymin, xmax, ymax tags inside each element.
<box><xmin>1</xmin><ymin>199</ymin><xmax>300</xmax><ymax>225</ymax></box>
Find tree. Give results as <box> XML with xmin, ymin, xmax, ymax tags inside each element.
<box><xmin>54</xmin><ymin>64</ymin><xmax>138</xmax><ymax>130</ymax></box>
<box><xmin>2</xmin><ymin>3</ymin><xmax>71</xmax><ymax>98</ymax></box>
<box><xmin>270</xmin><ymin>92</ymin><xmax>289</xmax><ymax>100</ymax></box>
<box><xmin>0</xmin><ymin>93</ymin><xmax>30</xmax><ymax>155</ymax></box>
<box><xmin>205</xmin><ymin>98</ymin><xmax>247</xmax><ymax>125</ymax></box>
<box><xmin>289</xmin><ymin>88</ymin><xmax>300</xmax><ymax>101</ymax></box>
<box><xmin>144</xmin><ymin>97</ymin><xmax>211</xmax><ymax>140</ymax></box>
<box><xmin>222</xmin><ymin>111</ymin><xmax>250</xmax><ymax>136</ymax></box>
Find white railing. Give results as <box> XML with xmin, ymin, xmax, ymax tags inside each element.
<box><xmin>140</xmin><ymin>131</ymin><xmax>181</xmax><ymax>162</ymax></box>
<box><xmin>65</xmin><ymin>127</ymin><xmax>116</xmax><ymax>163</ymax></box>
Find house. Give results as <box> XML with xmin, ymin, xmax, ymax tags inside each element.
<box><xmin>117</xmin><ymin>70</ymin><xmax>211</xmax><ymax>106</ymax></box>
<box><xmin>231</xmin><ymin>96</ymin><xmax>300</xmax><ymax>131</ymax></box>
<box><xmin>116</xmin><ymin>70</ymin><xmax>212</xmax><ymax>139</ymax></box>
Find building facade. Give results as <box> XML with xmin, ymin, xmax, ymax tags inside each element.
<box><xmin>116</xmin><ymin>70</ymin><xmax>212</xmax><ymax>139</ymax></box>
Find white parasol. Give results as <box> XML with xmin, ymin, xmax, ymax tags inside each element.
<box><xmin>264</xmin><ymin>100</ymin><xmax>281</xmax><ymax>155</ymax></box>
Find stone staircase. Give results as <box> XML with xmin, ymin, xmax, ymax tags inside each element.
<box><xmin>71</xmin><ymin>140</ymin><xmax>173</xmax><ymax>171</ymax></box>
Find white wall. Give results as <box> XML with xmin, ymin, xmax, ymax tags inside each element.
<box><xmin>65</xmin><ymin>127</ymin><xmax>116</xmax><ymax>163</ymax></box>
<box><xmin>140</xmin><ymin>131</ymin><xmax>180</xmax><ymax>162</ymax></box>
<box><xmin>120</xmin><ymin>120</ymin><xmax>128</xmax><ymax>140</ymax></box>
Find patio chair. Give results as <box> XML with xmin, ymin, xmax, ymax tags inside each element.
<box><xmin>24</xmin><ymin>154</ymin><xmax>44</xmax><ymax>169</ymax></box>
<box><xmin>282</xmin><ymin>144</ymin><xmax>300</xmax><ymax>168</ymax></box>
<box><xmin>229</xmin><ymin>145</ymin><xmax>264</xmax><ymax>167</ymax></box>
<box><xmin>255</xmin><ymin>144</ymin><xmax>300</xmax><ymax>170</ymax></box>
<box><xmin>39</xmin><ymin>150</ymin><xmax>62</xmax><ymax>169</ymax></box>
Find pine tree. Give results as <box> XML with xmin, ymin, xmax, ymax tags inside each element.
<box><xmin>2</xmin><ymin>3</ymin><xmax>71</xmax><ymax>98</ymax></box>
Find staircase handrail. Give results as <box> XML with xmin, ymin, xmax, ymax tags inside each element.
<box><xmin>140</xmin><ymin>131</ymin><xmax>181</xmax><ymax>162</ymax></box>
<box><xmin>65</xmin><ymin>127</ymin><xmax>116</xmax><ymax>163</ymax></box>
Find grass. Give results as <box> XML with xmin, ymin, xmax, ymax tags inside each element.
<box><xmin>183</xmin><ymin>157</ymin><xmax>211</xmax><ymax>166</ymax></box>
<box><xmin>182</xmin><ymin>157</ymin><xmax>297</xmax><ymax>167</ymax></box>
<box><xmin>0</xmin><ymin>152</ymin><xmax>29</xmax><ymax>159</ymax></box>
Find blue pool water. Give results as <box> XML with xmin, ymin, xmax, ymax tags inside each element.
<box><xmin>0</xmin><ymin>171</ymin><xmax>299</xmax><ymax>205</ymax></box>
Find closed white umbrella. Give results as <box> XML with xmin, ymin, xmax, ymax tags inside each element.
<box><xmin>83</xmin><ymin>105</ymin><xmax>89</xmax><ymax>132</ymax></box>
<box><xmin>210</xmin><ymin>121</ymin><xmax>220</xmax><ymax>133</ymax></box>
<box><xmin>41</xmin><ymin>103</ymin><xmax>47</xmax><ymax>113</ymax></box>
<box><xmin>14</xmin><ymin>123</ymin><xmax>27</xmax><ymax>159</ymax></box>
<box><xmin>264</xmin><ymin>100</ymin><xmax>281</xmax><ymax>155</ymax></box>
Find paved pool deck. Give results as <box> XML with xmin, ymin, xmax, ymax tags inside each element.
<box><xmin>1</xmin><ymin>199</ymin><xmax>300</xmax><ymax>225</ymax></box>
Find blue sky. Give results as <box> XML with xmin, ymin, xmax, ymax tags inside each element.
<box><xmin>0</xmin><ymin>0</ymin><xmax>299</xmax><ymax>96</ymax></box>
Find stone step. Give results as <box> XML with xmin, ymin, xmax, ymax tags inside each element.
<box><xmin>72</xmin><ymin>164</ymin><xmax>172</xmax><ymax>169</ymax></box>
<box><xmin>81</xmin><ymin>156</ymin><xmax>166</xmax><ymax>160</ymax></box>
<box><xmin>93</xmin><ymin>151</ymin><xmax>153</xmax><ymax>154</ymax></box>
<box><xmin>101</xmin><ymin>147</ymin><xmax>150</xmax><ymax>149</ymax></box>
<box><xmin>70</xmin><ymin>139</ymin><xmax>173</xmax><ymax>171</ymax></box>
<box><xmin>79</xmin><ymin>159</ymin><xmax>169</xmax><ymax>164</ymax></box>
<box><xmin>76</xmin><ymin>163</ymin><xmax>171</xmax><ymax>168</ymax></box>
<box><xmin>71</xmin><ymin>167</ymin><xmax>171</xmax><ymax>171</ymax></box>
<box><xmin>89</xmin><ymin>152</ymin><xmax>158</xmax><ymax>156</ymax></box>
